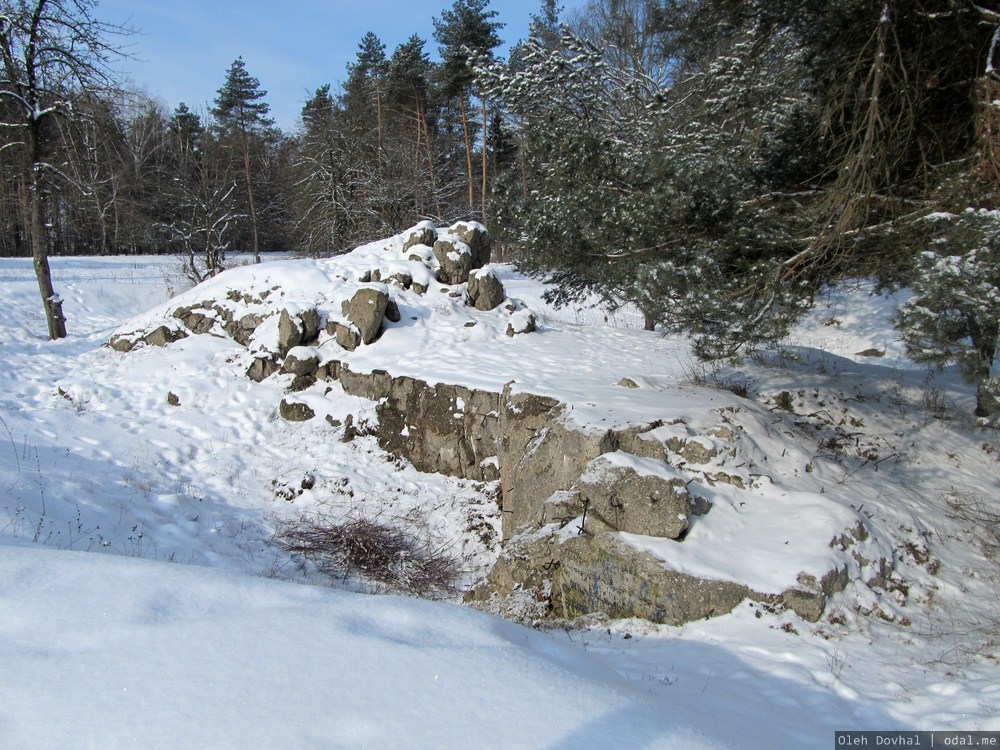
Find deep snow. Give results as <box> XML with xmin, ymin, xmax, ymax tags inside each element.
<box><xmin>0</xmin><ymin>250</ymin><xmax>998</xmax><ymax>748</ymax></box>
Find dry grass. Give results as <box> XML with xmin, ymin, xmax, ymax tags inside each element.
<box><xmin>279</xmin><ymin>513</ymin><xmax>460</xmax><ymax>598</ymax></box>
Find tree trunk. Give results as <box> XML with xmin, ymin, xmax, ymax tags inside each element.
<box><xmin>29</xmin><ymin>177</ymin><xmax>66</xmax><ymax>339</ymax></box>
<box><xmin>419</xmin><ymin>103</ymin><xmax>442</xmax><ymax>219</ymax></box>
<box><xmin>481</xmin><ymin>95</ymin><xmax>488</xmax><ymax>223</ymax></box>
<box><xmin>375</xmin><ymin>78</ymin><xmax>384</xmax><ymax>172</ymax></box>
<box><xmin>242</xmin><ymin>135</ymin><xmax>260</xmax><ymax>263</ymax></box>
<box><xmin>24</xmin><ymin>103</ymin><xmax>67</xmax><ymax>339</ymax></box>
<box><xmin>973</xmin><ymin>320</ymin><xmax>999</xmax><ymax>419</ymax></box>
<box><xmin>459</xmin><ymin>98</ymin><xmax>474</xmax><ymax>211</ymax></box>
<box><xmin>518</xmin><ymin>115</ymin><xmax>528</xmax><ymax>200</ymax></box>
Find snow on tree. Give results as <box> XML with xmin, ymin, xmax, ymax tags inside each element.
<box><xmin>895</xmin><ymin>209</ymin><xmax>1000</xmax><ymax>422</ymax></box>
<box><xmin>292</xmin><ymin>85</ymin><xmax>357</xmax><ymax>258</ymax></box>
<box><xmin>162</xmin><ymin>103</ymin><xmax>241</xmax><ymax>281</ymax></box>
<box><xmin>477</xmin><ymin>21</ymin><xmax>806</xmax><ymax>356</ymax></box>
<box><xmin>0</xmin><ymin>0</ymin><xmax>130</xmax><ymax>339</ymax></box>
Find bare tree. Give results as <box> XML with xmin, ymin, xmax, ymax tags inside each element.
<box><xmin>169</xmin><ymin>176</ymin><xmax>240</xmax><ymax>284</ymax></box>
<box><xmin>0</xmin><ymin>0</ymin><xmax>129</xmax><ymax>339</ymax></box>
<box><xmin>164</xmin><ymin>113</ymin><xmax>241</xmax><ymax>283</ymax></box>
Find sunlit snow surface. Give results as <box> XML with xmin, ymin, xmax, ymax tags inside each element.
<box><xmin>0</xmin><ymin>545</ymin><xmax>724</xmax><ymax>749</ymax></box>
<box><xmin>0</xmin><ymin>252</ymin><xmax>998</xmax><ymax>748</ymax></box>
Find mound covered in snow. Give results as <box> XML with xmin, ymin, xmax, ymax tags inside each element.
<box><xmin>2</xmin><ymin>250</ymin><xmax>999</xmax><ymax>744</ymax></box>
<box><xmin>104</xmin><ymin>224</ymin><xmax>897</xmax><ymax>628</ymax></box>
<box><xmin>108</xmin><ymin>221</ymin><xmax>535</xmax><ymax>385</ymax></box>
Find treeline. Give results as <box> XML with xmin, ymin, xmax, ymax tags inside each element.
<box><xmin>3</xmin><ymin>0</ymin><xmax>999</xmax><ymax>416</ymax></box>
<box><xmin>0</xmin><ymin>0</ymin><xmax>517</xmax><ymax>269</ymax></box>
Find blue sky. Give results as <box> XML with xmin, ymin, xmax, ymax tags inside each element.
<box><xmin>99</xmin><ymin>0</ymin><xmax>586</xmax><ymax>131</ymax></box>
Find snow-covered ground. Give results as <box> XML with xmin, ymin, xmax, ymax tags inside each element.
<box><xmin>1</xmin><ymin>252</ymin><xmax>998</xmax><ymax>748</ymax></box>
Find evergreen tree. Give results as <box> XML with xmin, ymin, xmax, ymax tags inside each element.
<box><xmin>293</xmin><ymin>84</ymin><xmax>354</xmax><ymax>256</ymax></box>
<box><xmin>342</xmin><ymin>32</ymin><xmax>389</xmax><ymax>164</ymax></box>
<box><xmin>481</xmin><ymin>0</ymin><xmax>1000</xmax><ymax>363</ymax></box>
<box><xmin>895</xmin><ymin>210</ymin><xmax>1000</xmax><ymax>422</ymax></box>
<box><xmin>387</xmin><ymin>35</ymin><xmax>443</xmax><ymax>219</ymax></box>
<box><xmin>433</xmin><ymin>0</ymin><xmax>504</xmax><ymax>217</ymax></box>
<box><xmin>169</xmin><ymin>103</ymin><xmax>204</xmax><ymax>169</ymax></box>
<box><xmin>387</xmin><ymin>35</ymin><xmax>432</xmax><ymax>117</ymax></box>
<box><xmin>671</xmin><ymin>0</ymin><xmax>996</xmax><ymax>282</ymax></box>
<box><xmin>337</xmin><ymin>33</ymin><xmax>412</xmax><ymax>239</ymax></box>
<box><xmin>211</xmin><ymin>57</ymin><xmax>275</xmax><ymax>263</ymax></box>
<box><xmin>529</xmin><ymin>0</ymin><xmax>563</xmax><ymax>48</ymax></box>
<box><xmin>480</xmin><ymin>17</ymin><xmax>804</xmax><ymax>351</ymax></box>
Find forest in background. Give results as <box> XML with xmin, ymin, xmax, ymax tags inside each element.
<box><xmin>2</xmin><ymin>0</ymin><xmax>1000</xmax><ymax>418</ymax></box>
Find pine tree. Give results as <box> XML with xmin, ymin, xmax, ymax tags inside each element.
<box><xmin>895</xmin><ymin>210</ymin><xmax>1000</xmax><ymax>422</ymax></box>
<box><xmin>343</xmin><ymin>32</ymin><xmax>389</xmax><ymax>165</ymax></box>
<box><xmin>211</xmin><ymin>57</ymin><xmax>274</xmax><ymax>263</ymax></box>
<box><xmin>479</xmin><ymin>15</ymin><xmax>805</xmax><ymax>353</ymax></box>
<box><xmin>482</xmin><ymin>0</ymin><xmax>1000</xmax><ymax>361</ymax></box>
<box><xmin>433</xmin><ymin>0</ymin><xmax>504</xmax><ymax>217</ymax></box>
<box><xmin>529</xmin><ymin>0</ymin><xmax>562</xmax><ymax>48</ymax></box>
<box><xmin>673</xmin><ymin>0</ymin><xmax>995</xmax><ymax>283</ymax></box>
<box><xmin>387</xmin><ymin>35</ymin><xmax>440</xmax><ymax>218</ymax></box>
<box><xmin>300</xmin><ymin>84</ymin><xmax>336</xmax><ymax>134</ymax></box>
<box><xmin>167</xmin><ymin>102</ymin><xmax>204</xmax><ymax>182</ymax></box>
<box><xmin>293</xmin><ymin>84</ymin><xmax>354</xmax><ymax>256</ymax></box>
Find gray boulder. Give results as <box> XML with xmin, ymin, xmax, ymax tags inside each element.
<box><xmin>557</xmin><ymin>533</ymin><xmax>754</xmax><ymax>625</ymax></box>
<box><xmin>433</xmin><ymin>239</ymin><xmax>474</xmax><ymax>285</ymax></box>
<box><xmin>506</xmin><ymin>311</ymin><xmax>536</xmax><ymax>337</ymax></box>
<box><xmin>467</xmin><ymin>267</ymin><xmax>505</xmax><ymax>311</ymax></box>
<box><xmin>448</xmin><ymin>222</ymin><xmax>491</xmax><ymax>268</ymax></box>
<box><xmin>227</xmin><ymin>313</ymin><xmax>264</xmax><ymax>347</ymax></box>
<box><xmin>403</xmin><ymin>222</ymin><xmax>437</xmax><ymax>251</ymax></box>
<box><xmin>278</xmin><ymin>308</ymin><xmax>321</xmax><ymax>356</ymax></box>
<box><xmin>247</xmin><ymin>356</ymin><xmax>280</xmax><ymax>382</ymax></box>
<box><xmin>373</xmin><ymin>376</ymin><xmax>502</xmax><ymax>483</ymax></box>
<box><xmin>578</xmin><ymin>453</ymin><xmax>691</xmax><ymax>539</ymax></box>
<box><xmin>288</xmin><ymin>374</ymin><xmax>317</xmax><ymax>393</ymax></box>
<box><xmin>390</xmin><ymin>272</ymin><xmax>412</xmax><ymax>289</ymax></box>
<box><xmin>172</xmin><ymin>306</ymin><xmax>216</xmax><ymax>335</ymax></box>
<box><xmin>277</xmin><ymin>309</ymin><xmax>303</xmax><ymax>355</ymax></box>
<box><xmin>572</xmin><ymin>549</ymin><xmax>837</xmax><ymax>623</ymax></box>
<box><xmin>327</xmin><ymin>321</ymin><xmax>360</xmax><ymax>351</ymax></box>
<box><xmin>279</xmin><ymin>398</ymin><xmax>315</xmax><ymax>422</ymax></box>
<box><xmin>108</xmin><ymin>334</ymin><xmax>137</xmax><ymax>353</ymax></box>
<box><xmin>406</xmin><ymin>245</ymin><xmax>434</xmax><ymax>266</ymax></box>
<box><xmin>300</xmin><ymin>308</ymin><xmax>321</xmax><ymax>343</ymax></box>
<box><xmin>283</xmin><ymin>347</ymin><xmax>320</xmax><ymax>376</ymax></box>
<box><xmin>342</xmin><ymin>287</ymin><xmax>389</xmax><ymax>344</ymax></box>
<box><xmin>384</xmin><ymin>298</ymin><xmax>401</xmax><ymax>323</ymax></box>
<box><xmin>144</xmin><ymin>325</ymin><xmax>186</xmax><ymax>348</ymax></box>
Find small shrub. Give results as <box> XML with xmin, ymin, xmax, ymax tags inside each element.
<box><xmin>682</xmin><ymin>359</ymin><xmax>753</xmax><ymax>399</ymax></box>
<box><xmin>279</xmin><ymin>513</ymin><xmax>460</xmax><ymax>598</ymax></box>
<box><xmin>948</xmin><ymin>492</ymin><xmax>1000</xmax><ymax>562</ymax></box>
<box><xmin>944</xmin><ymin>491</ymin><xmax>1000</xmax><ymax>654</ymax></box>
